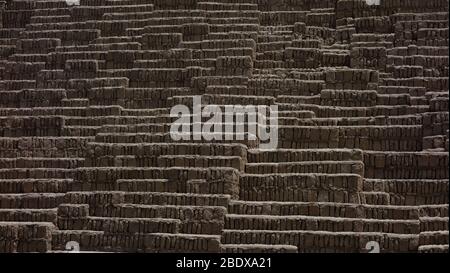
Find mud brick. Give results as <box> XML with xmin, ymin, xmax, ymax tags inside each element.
<box><xmin>325</xmin><ymin>68</ymin><xmax>379</xmax><ymax>90</ymax></box>
<box><xmin>216</xmin><ymin>56</ymin><xmax>253</xmax><ymax>69</ymax></box>
<box><xmin>430</xmin><ymin>98</ymin><xmax>449</xmax><ymax>112</ymax></box>
<box><xmin>307</xmin><ymin>13</ymin><xmax>336</xmax><ymax>28</ymax></box>
<box><xmin>106</xmin><ymin>49</ymin><xmax>136</xmax><ymax>62</ymax></box>
<box><xmin>285</xmin><ymin>48</ymin><xmax>321</xmax><ymax>68</ymax></box>
<box><xmin>305</xmin><ymin>26</ymin><xmax>336</xmax><ymax>44</ymax></box>
<box><xmin>182</xmin><ymin>23</ymin><xmax>209</xmax><ymax>38</ymax></box>
<box><xmin>137</xmin><ymin>48</ymin><xmax>192</xmax><ymax>60</ymax></box>
<box><xmin>0</xmin><ymin>239</ymin><xmax>19</xmax><ymax>252</ymax></box>
<box><xmin>248</xmin><ymin>149</ymin><xmax>363</xmax><ymax>163</ymax></box>
<box><xmin>322</xmin><ymin>51</ymin><xmax>351</xmax><ymax>67</ymax></box>
<box><xmin>16</xmin><ymin>38</ymin><xmax>61</xmax><ymax>54</ymax></box>
<box><xmin>0</xmin><ymin>224</ymin><xmax>19</xmax><ymax>240</ymax></box>
<box><xmin>87</xmin><ymin>87</ymin><xmax>126</xmax><ymax>102</ymax></box>
<box><xmin>355</xmin><ymin>16</ymin><xmax>392</xmax><ymax>33</ymax></box>
<box><xmin>210</xmin><ymin>24</ymin><xmax>259</xmax><ymax>33</ymax></box>
<box><xmin>0</xmin><ymin>3</ymin><xmax>3</xmax><ymax>28</ymax></box>
<box><xmin>0</xmin><ymin>208</ymin><xmax>57</xmax><ymax>223</ymax></box>
<box><xmin>3</xmin><ymin>61</ymin><xmax>46</xmax><ymax>80</ymax></box>
<box><xmin>0</xmin><ymin>89</ymin><xmax>67</xmax><ymax>108</ymax></box>
<box><xmin>15</xmin><ymin>239</ymin><xmax>51</xmax><ymax>252</ymax></box>
<box><xmin>321</xmin><ymin>89</ymin><xmax>377</xmax><ymax>107</ymax></box>
<box><xmin>143</xmin><ymin>22</ymin><xmax>182</xmax><ymax>33</ymax></box>
<box><xmin>0</xmin><ymin>116</ymin><xmax>65</xmax><ymax>137</ymax></box>
<box><xmin>240</xmin><ymin>173</ymin><xmax>362</xmax><ymax>202</ymax></box>
<box><xmin>215</xmin><ymin>56</ymin><xmax>253</xmax><ymax>76</ymax></box>
<box><xmin>3</xmin><ymin>222</ymin><xmax>55</xmax><ymax>241</ymax></box>
<box><xmin>65</xmin><ymin>192</ymin><xmax>125</xmax><ymax>206</ymax></box>
<box><xmin>83</xmin><ymin>217</ymin><xmax>180</xmax><ymax>234</ymax></box>
<box><xmin>67</xmin><ymin>77</ymin><xmax>129</xmax><ymax>91</ymax></box>
<box><xmin>23</xmin><ymin>30</ymin><xmax>100</xmax><ymax>45</ymax></box>
<box><xmin>261</xmin><ymin>11</ymin><xmax>307</xmax><ymax>26</ymax></box>
<box><xmin>351</xmin><ymin>47</ymin><xmax>387</xmax><ymax>70</ymax></box>
<box><xmin>150</xmin><ymin>0</ymin><xmax>197</xmax><ymax>9</ymax></box>
<box><xmin>0</xmin><ymin>0</ymin><xmax>448</xmax><ymax>254</ymax></box>
<box><xmin>140</xmin><ymin>33</ymin><xmax>182</xmax><ymax>50</ymax></box>
<box><xmin>57</xmin><ymin>204</ymin><xmax>89</xmax><ymax>218</ymax></box>
<box><xmin>184</xmin><ymin>179</ymin><xmax>207</xmax><ymax>194</ymax></box>
<box><xmin>2</xmin><ymin>9</ymin><xmax>34</xmax><ymax>28</ymax></box>
<box><xmin>293</xmin><ymin>22</ymin><xmax>307</xmax><ymax>34</ymax></box>
<box><xmin>204</xmin><ymin>39</ymin><xmax>256</xmax><ymax>50</ymax></box>
<box><xmin>144</xmin><ymin>233</ymin><xmax>220</xmax><ymax>253</ymax></box>
<box><xmin>0</xmin><ymin>178</ymin><xmax>74</xmax><ymax>193</ymax></box>
<box><xmin>88</xmin><ymin>20</ymin><xmax>131</xmax><ymax>36</ymax></box>
<box><xmin>65</xmin><ymin>59</ymin><xmax>99</xmax><ymax>73</ymax></box>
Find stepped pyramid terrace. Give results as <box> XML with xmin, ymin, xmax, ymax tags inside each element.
<box><xmin>0</xmin><ymin>0</ymin><xmax>448</xmax><ymax>253</ymax></box>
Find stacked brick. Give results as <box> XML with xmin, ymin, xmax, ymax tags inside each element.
<box><xmin>0</xmin><ymin>0</ymin><xmax>448</xmax><ymax>253</ymax></box>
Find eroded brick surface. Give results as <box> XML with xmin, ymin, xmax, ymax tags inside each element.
<box><xmin>0</xmin><ymin>0</ymin><xmax>448</xmax><ymax>253</ymax></box>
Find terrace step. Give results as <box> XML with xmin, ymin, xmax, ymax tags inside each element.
<box><xmin>51</xmin><ymin>230</ymin><xmax>221</xmax><ymax>252</ymax></box>
<box><xmin>0</xmin><ymin>168</ymin><xmax>76</xmax><ymax>179</ymax></box>
<box><xmin>0</xmin><ymin>209</ymin><xmax>57</xmax><ymax>223</ymax></box>
<box><xmin>0</xmin><ymin>158</ymin><xmax>84</xmax><ymax>169</ymax></box>
<box><xmin>83</xmin><ymin>205</ymin><xmax>225</xmax><ymax>235</ymax></box>
<box><xmin>245</xmin><ymin>161</ymin><xmax>364</xmax><ymax>175</ymax></box>
<box><xmin>197</xmin><ymin>2</ymin><xmax>258</xmax><ymax>11</ymax></box>
<box><xmin>0</xmin><ymin>193</ymin><xmax>66</xmax><ymax>209</ymax></box>
<box><xmin>65</xmin><ymin>191</ymin><xmax>230</xmax><ymax>207</ymax></box>
<box><xmin>239</xmin><ymin>173</ymin><xmax>362</xmax><ymax>202</ymax></box>
<box><xmin>0</xmin><ymin>0</ymin><xmax>449</xmax><ymax>255</ymax></box>
<box><xmin>0</xmin><ymin>137</ymin><xmax>92</xmax><ymax>158</ymax></box>
<box><xmin>247</xmin><ymin>149</ymin><xmax>363</xmax><ymax>163</ymax></box>
<box><xmin>419</xmin><ymin>231</ymin><xmax>449</xmax><ymax>245</ymax></box>
<box><xmin>228</xmin><ymin>200</ymin><xmax>420</xmax><ymax>220</ymax></box>
<box><xmin>116</xmin><ymin>179</ymin><xmax>169</xmax><ymax>192</ymax></box>
<box><xmin>359</xmin><ymin>192</ymin><xmax>390</xmax><ymax>205</ymax></box>
<box><xmin>0</xmin><ymin>179</ymin><xmax>75</xmax><ymax>193</ymax></box>
<box><xmin>157</xmin><ymin>155</ymin><xmax>244</xmax><ymax>171</ymax></box>
<box><xmin>418</xmin><ymin>244</ymin><xmax>449</xmax><ymax>253</ymax></box>
<box><xmin>419</xmin><ymin>205</ymin><xmax>449</xmax><ymax>218</ymax></box>
<box><xmin>58</xmin><ymin>216</ymin><xmax>181</xmax><ymax>234</ymax></box>
<box><xmin>363</xmin><ymin>179</ymin><xmax>449</xmax><ymax>205</ymax></box>
<box><xmin>221</xmin><ymin>230</ymin><xmax>419</xmax><ymax>253</ymax></box>
<box><xmin>364</xmin><ymin>151</ymin><xmax>449</xmax><ymax>179</ymax></box>
<box><xmin>419</xmin><ymin>217</ymin><xmax>449</xmax><ymax>232</ymax></box>
<box><xmin>0</xmin><ymin>222</ymin><xmax>55</xmax><ymax>252</ymax></box>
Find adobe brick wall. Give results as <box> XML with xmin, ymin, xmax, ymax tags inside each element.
<box><xmin>0</xmin><ymin>0</ymin><xmax>448</xmax><ymax>253</ymax></box>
